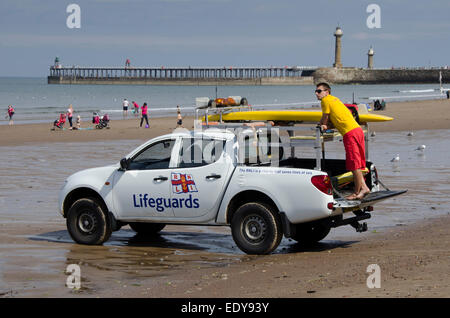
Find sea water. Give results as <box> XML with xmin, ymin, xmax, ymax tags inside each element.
<box><xmin>0</xmin><ymin>77</ymin><xmax>447</xmax><ymax>125</ymax></box>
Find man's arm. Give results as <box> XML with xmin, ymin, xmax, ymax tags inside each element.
<box><xmin>319</xmin><ymin>113</ymin><xmax>330</xmax><ymax>130</ymax></box>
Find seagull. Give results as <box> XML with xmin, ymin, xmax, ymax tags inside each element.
<box><xmin>407</xmin><ymin>132</ymin><xmax>414</xmax><ymax>137</ymax></box>
<box><xmin>415</xmin><ymin>145</ymin><xmax>426</xmax><ymax>151</ymax></box>
<box><xmin>390</xmin><ymin>154</ymin><xmax>400</xmax><ymax>162</ymax></box>
<box><xmin>370</xmin><ymin>131</ymin><xmax>376</xmax><ymax>137</ymax></box>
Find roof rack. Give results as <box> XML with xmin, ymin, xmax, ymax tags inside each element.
<box><xmin>194</xmin><ymin>105</ymin><xmax>372</xmax><ymax>171</ymax></box>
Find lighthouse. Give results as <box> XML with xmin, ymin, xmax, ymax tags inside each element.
<box><xmin>54</xmin><ymin>56</ymin><xmax>62</xmax><ymax>69</ymax></box>
<box><xmin>333</xmin><ymin>27</ymin><xmax>343</xmax><ymax>68</ymax></box>
<box><xmin>368</xmin><ymin>46</ymin><xmax>374</xmax><ymax>69</ymax></box>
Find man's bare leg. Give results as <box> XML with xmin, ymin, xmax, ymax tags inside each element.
<box><xmin>346</xmin><ymin>169</ymin><xmax>370</xmax><ymax>200</ymax></box>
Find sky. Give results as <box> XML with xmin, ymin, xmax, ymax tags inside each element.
<box><xmin>0</xmin><ymin>0</ymin><xmax>449</xmax><ymax>77</ymax></box>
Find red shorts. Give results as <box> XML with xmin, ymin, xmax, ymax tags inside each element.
<box><xmin>343</xmin><ymin>127</ymin><xmax>366</xmax><ymax>171</ymax></box>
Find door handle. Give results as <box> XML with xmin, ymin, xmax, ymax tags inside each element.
<box><xmin>206</xmin><ymin>174</ymin><xmax>221</xmax><ymax>180</ymax></box>
<box><xmin>153</xmin><ymin>176</ymin><xmax>168</xmax><ymax>182</ymax></box>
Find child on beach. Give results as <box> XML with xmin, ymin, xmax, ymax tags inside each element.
<box><xmin>176</xmin><ymin>109</ymin><xmax>183</xmax><ymax>128</ymax></box>
<box><xmin>7</xmin><ymin>105</ymin><xmax>15</xmax><ymax>125</ymax></box>
<box><xmin>132</xmin><ymin>101</ymin><xmax>139</xmax><ymax>116</ymax></box>
<box><xmin>76</xmin><ymin>115</ymin><xmax>81</xmax><ymax>129</ymax></box>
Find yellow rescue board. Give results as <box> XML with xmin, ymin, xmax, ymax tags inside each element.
<box><xmin>206</xmin><ymin>110</ymin><xmax>393</xmax><ymax>123</ymax></box>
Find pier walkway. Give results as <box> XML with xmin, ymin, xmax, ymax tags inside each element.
<box><xmin>48</xmin><ymin>66</ymin><xmax>317</xmax><ymax>85</ymax></box>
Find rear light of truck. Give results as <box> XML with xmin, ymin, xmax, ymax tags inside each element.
<box><xmin>311</xmin><ymin>175</ymin><xmax>333</xmax><ymax>195</ymax></box>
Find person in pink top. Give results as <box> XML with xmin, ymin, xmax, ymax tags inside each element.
<box><xmin>132</xmin><ymin>101</ymin><xmax>139</xmax><ymax>116</ymax></box>
<box><xmin>67</xmin><ymin>104</ymin><xmax>74</xmax><ymax>130</ymax></box>
<box><xmin>7</xmin><ymin>105</ymin><xmax>15</xmax><ymax>125</ymax></box>
<box><xmin>140</xmin><ymin>102</ymin><xmax>149</xmax><ymax>128</ymax></box>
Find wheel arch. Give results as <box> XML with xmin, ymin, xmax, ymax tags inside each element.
<box><xmin>226</xmin><ymin>190</ymin><xmax>279</xmax><ymax>224</ymax></box>
<box><xmin>63</xmin><ymin>187</ymin><xmax>109</xmax><ymax>218</ymax></box>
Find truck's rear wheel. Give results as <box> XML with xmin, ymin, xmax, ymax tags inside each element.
<box><xmin>129</xmin><ymin>223</ymin><xmax>165</xmax><ymax>235</ymax></box>
<box><xmin>292</xmin><ymin>221</ymin><xmax>330</xmax><ymax>245</ymax></box>
<box><xmin>231</xmin><ymin>202</ymin><xmax>282</xmax><ymax>255</ymax></box>
<box><xmin>66</xmin><ymin>197</ymin><xmax>112</xmax><ymax>245</ymax></box>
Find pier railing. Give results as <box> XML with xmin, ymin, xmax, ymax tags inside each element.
<box><xmin>49</xmin><ymin>66</ymin><xmax>317</xmax><ymax>80</ymax></box>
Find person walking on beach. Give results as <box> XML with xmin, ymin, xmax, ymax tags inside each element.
<box><xmin>7</xmin><ymin>105</ymin><xmax>15</xmax><ymax>125</ymax></box>
<box><xmin>67</xmin><ymin>104</ymin><xmax>74</xmax><ymax>130</ymax></box>
<box><xmin>140</xmin><ymin>102</ymin><xmax>149</xmax><ymax>128</ymax></box>
<box><xmin>123</xmin><ymin>98</ymin><xmax>129</xmax><ymax>118</ymax></box>
<box><xmin>315</xmin><ymin>82</ymin><xmax>370</xmax><ymax>200</ymax></box>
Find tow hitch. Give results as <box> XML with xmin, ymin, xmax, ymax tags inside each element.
<box><xmin>330</xmin><ymin>209</ymin><xmax>371</xmax><ymax>233</ymax></box>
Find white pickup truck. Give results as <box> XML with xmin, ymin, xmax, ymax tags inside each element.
<box><xmin>59</xmin><ymin>123</ymin><xmax>406</xmax><ymax>254</ymax></box>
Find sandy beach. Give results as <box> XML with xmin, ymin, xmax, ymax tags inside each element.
<box><xmin>1</xmin><ymin>99</ymin><xmax>450</xmax><ymax>147</ymax></box>
<box><xmin>0</xmin><ymin>98</ymin><xmax>449</xmax><ymax>299</ymax></box>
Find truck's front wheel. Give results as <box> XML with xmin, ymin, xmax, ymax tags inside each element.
<box><xmin>66</xmin><ymin>197</ymin><xmax>112</xmax><ymax>245</ymax></box>
<box><xmin>231</xmin><ymin>202</ymin><xmax>282</xmax><ymax>255</ymax></box>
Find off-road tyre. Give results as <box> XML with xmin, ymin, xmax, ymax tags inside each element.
<box><xmin>231</xmin><ymin>202</ymin><xmax>282</xmax><ymax>255</ymax></box>
<box><xmin>66</xmin><ymin>197</ymin><xmax>112</xmax><ymax>245</ymax></box>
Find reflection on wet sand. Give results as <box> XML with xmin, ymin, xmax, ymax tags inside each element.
<box><xmin>23</xmin><ymin>226</ymin><xmax>359</xmax><ymax>295</ymax></box>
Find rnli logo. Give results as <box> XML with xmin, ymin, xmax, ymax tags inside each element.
<box><xmin>171</xmin><ymin>173</ymin><xmax>198</xmax><ymax>194</ymax></box>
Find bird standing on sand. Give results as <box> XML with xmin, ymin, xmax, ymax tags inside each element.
<box><xmin>407</xmin><ymin>132</ymin><xmax>414</xmax><ymax>137</ymax></box>
<box><xmin>390</xmin><ymin>154</ymin><xmax>400</xmax><ymax>162</ymax></box>
<box><xmin>415</xmin><ymin>145</ymin><xmax>426</xmax><ymax>151</ymax></box>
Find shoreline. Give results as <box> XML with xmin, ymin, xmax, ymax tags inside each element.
<box><xmin>1</xmin><ymin>99</ymin><xmax>449</xmax><ymax>147</ymax></box>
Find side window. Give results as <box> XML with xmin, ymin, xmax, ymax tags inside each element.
<box><xmin>128</xmin><ymin>139</ymin><xmax>175</xmax><ymax>170</ymax></box>
<box><xmin>243</xmin><ymin>131</ymin><xmax>284</xmax><ymax>165</ymax></box>
<box><xmin>178</xmin><ymin>138</ymin><xmax>226</xmax><ymax>168</ymax></box>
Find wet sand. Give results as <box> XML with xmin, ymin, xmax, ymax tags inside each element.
<box><xmin>1</xmin><ymin>98</ymin><xmax>450</xmax><ymax>298</ymax></box>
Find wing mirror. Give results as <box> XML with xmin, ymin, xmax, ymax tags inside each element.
<box><xmin>119</xmin><ymin>158</ymin><xmax>129</xmax><ymax>171</ymax></box>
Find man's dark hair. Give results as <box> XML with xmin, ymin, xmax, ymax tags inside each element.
<box><xmin>316</xmin><ymin>82</ymin><xmax>331</xmax><ymax>92</ymax></box>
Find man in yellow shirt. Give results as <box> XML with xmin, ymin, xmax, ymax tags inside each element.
<box><xmin>316</xmin><ymin>82</ymin><xmax>370</xmax><ymax>200</ymax></box>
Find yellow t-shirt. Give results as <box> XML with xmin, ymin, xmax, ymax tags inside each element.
<box><xmin>321</xmin><ymin>94</ymin><xmax>359</xmax><ymax>135</ymax></box>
